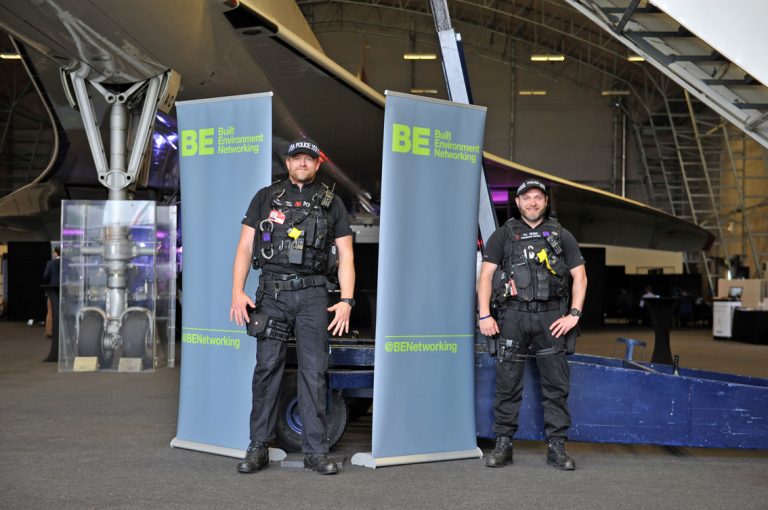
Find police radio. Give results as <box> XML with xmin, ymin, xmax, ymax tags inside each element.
<box><xmin>320</xmin><ymin>183</ymin><xmax>335</xmax><ymax>209</ymax></box>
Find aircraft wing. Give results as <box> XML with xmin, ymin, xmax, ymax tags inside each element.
<box><xmin>0</xmin><ymin>0</ymin><xmax>713</xmax><ymax>251</ymax></box>
<box><xmin>484</xmin><ymin>153</ymin><xmax>714</xmax><ymax>252</ymax></box>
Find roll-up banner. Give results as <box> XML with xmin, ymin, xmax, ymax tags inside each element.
<box><xmin>171</xmin><ymin>93</ymin><xmax>272</xmax><ymax>457</ymax></box>
<box><xmin>353</xmin><ymin>91</ymin><xmax>487</xmax><ymax>468</ymax></box>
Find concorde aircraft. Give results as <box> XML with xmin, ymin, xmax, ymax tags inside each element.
<box><xmin>0</xmin><ymin>0</ymin><xmax>712</xmax><ymax>252</ymax></box>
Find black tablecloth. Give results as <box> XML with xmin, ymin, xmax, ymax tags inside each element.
<box><xmin>645</xmin><ymin>297</ymin><xmax>677</xmax><ymax>364</ymax></box>
<box><xmin>731</xmin><ymin>309</ymin><xmax>768</xmax><ymax>344</ymax></box>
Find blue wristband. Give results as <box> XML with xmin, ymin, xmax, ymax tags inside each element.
<box><xmin>478</xmin><ymin>314</ymin><xmax>492</xmax><ymax>321</ymax></box>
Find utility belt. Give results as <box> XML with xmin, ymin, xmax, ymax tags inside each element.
<box><xmin>503</xmin><ymin>299</ymin><xmax>563</xmax><ymax>313</ymax></box>
<box><xmin>488</xmin><ymin>337</ymin><xmax>565</xmax><ymax>362</ymax></box>
<box><xmin>259</xmin><ymin>272</ymin><xmax>326</xmax><ymax>292</ymax></box>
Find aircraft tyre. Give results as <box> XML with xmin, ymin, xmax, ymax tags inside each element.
<box><xmin>78</xmin><ymin>309</ymin><xmax>113</xmax><ymax>368</ymax></box>
<box><xmin>276</xmin><ymin>371</ymin><xmax>349</xmax><ymax>453</ymax></box>
<box><xmin>122</xmin><ymin>311</ymin><xmax>152</xmax><ymax>368</ymax></box>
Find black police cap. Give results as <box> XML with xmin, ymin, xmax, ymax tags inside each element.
<box><xmin>287</xmin><ymin>137</ymin><xmax>320</xmax><ymax>158</ymax></box>
<box><xmin>516</xmin><ymin>179</ymin><xmax>549</xmax><ymax>197</ymax></box>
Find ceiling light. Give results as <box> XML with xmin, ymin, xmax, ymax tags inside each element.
<box><xmin>530</xmin><ymin>54</ymin><xmax>565</xmax><ymax>62</ymax></box>
<box><xmin>0</xmin><ymin>53</ymin><xmax>21</xmax><ymax>60</ymax></box>
<box><xmin>628</xmin><ymin>54</ymin><xmax>645</xmax><ymax>62</ymax></box>
<box><xmin>410</xmin><ymin>88</ymin><xmax>439</xmax><ymax>94</ymax></box>
<box><xmin>403</xmin><ymin>53</ymin><xmax>437</xmax><ymax>60</ymax></box>
<box><xmin>518</xmin><ymin>90</ymin><xmax>547</xmax><ymax>96</ymax></box>
<box><xmin>601</xmin><ymin>90</ymin><xmax>630</xmax><ymax>96</ymax></box>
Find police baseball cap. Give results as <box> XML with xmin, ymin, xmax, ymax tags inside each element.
<box><xmin>287</xmin><ymin>137</ymin><xmax>320</xmax><ymax>158</ymax></box>
<box><xmin>516</xmin><ymin>179</ymin><xmax>549</xmax><ymax>197</ymax></box>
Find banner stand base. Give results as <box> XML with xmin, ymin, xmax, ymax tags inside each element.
<box><xmin>352</xmin><ymin>447</ymin><xmax>482</xmax><ymax>468</ymax></box>
<box><xmin>170</xmin><ymin>437</ymin><xmax>287</xmax><ymax>462</ymax></box>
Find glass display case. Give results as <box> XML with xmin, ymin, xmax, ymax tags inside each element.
<box><xmin>58</xmin><ymin>200</ymin><xmax>177</xmax><ymax>372</ymax></box>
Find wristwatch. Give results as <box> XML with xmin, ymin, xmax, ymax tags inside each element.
<box><xmin>569</xmin><ymin>308</ymin><xmax>582</xmax><ymax>318</ymax></box>
<box><xmin>340</xmin><ymin>298</ymin><xmax>356</xmax><ymax>308</ymax></box>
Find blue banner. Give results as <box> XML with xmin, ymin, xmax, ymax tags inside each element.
<box><xmin>365</xmin><ymin>91</ymin><xmax>486</xmax><ymax>466</ymax></box>
<box><xmin>172</xmin><ymin>93</ymin><xmax>272</xmax><ymax>456</ymax></box>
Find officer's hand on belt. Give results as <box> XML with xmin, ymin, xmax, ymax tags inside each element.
<box><xmin>479</xmin><ymin>313</ymin><xmax>499</xmax><ymax>337</ymax></box>
<box><xmin>549</xmin><ymin>314</ymin><xmax>579</xmax><ymax>338</ymax></box>
<box><xmin>230</xmin><ymin>290</ymin><xmax>256</xmax><ymax>327</ymax></box>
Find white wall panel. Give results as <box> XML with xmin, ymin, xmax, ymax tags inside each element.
<box><xmin>651</xmin><ymin>0</ymin><xmax>768</xmax><ymax>86</ymax></box>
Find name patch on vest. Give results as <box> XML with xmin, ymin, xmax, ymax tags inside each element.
<box><xmin>519</xmin><ymin>231</ymin><xmax>543</xmax><ymax>240</ymax></box>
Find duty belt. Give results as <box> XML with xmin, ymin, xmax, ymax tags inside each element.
<box><xmin>261</xmin><ymin>273</ymin><xmax>326</xmax><ymax>291</ymax></box>
<box><xmin>505</xmin><ymin>300</ymin><xmax>562</xmax><ymax>313</ymax></box>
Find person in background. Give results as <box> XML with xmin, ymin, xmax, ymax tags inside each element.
<box><xmin>42</xmin><ymin>246</ymin><xmax>61</xmax><ymax>362</ymax></box>
<box><xmin>638</xmin><ymin>285</ymin><xmax>658</xmax><ymax>325</ymax></box>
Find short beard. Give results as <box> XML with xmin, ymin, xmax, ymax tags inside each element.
<box><xmin>288</xmin><ymin>170</ymin><xmax>316</xmax><ymax>185</ymax></box>
<box><xmin>521</xmin><ymin>209</ymin><xmax>545</xmax><ymax>224</ymax></box>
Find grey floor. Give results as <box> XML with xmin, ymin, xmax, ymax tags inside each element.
<box><xmin>1</xmin><ymin>320</ymin><xmax>767</xmax><ymax>509</ymax></box>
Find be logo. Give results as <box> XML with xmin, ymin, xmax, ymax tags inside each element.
<box><xmin>392</xmin><ymin>123</ymin><xmax>430</xmax><ymax>156</ymax></box>
<box><xmin>181</xmin><ymin>128</ymin><xmax>215</xmax><ymax>156</ymax></box>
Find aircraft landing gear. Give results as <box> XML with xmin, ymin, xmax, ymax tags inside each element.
<box><xmin>76</xmin><ymin>307</ymin><xmax>154</xmax><ymax>369</ymax></box>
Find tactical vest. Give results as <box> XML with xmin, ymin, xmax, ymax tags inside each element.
<box><xmin>492</xmin><ymin>218</ymin><xmax>570</xmax><ymax>304</ymax></box>
<box><xmin>252</xmin><ymin>181</ymin><xmax>335</xmax><ymax>273</ymax></box>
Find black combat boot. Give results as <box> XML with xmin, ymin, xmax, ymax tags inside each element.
<box><xmin>485</xmin><ymin>436</ymin><xmax>514</xmax><ymax>467</ymax></box>
<box><xmin>304</xmin><ymin>453</ymin><xmax>339</xmax><ymax>475</ymax></box>
<box><xmin>546</xmin><ymin>438</ymin><xmax>575</xmax><ymax>470</ymax></box>
<box><xmin>237</xmin><ymin>441</ymin><xmax>270</xmax><ymax>473</ymax></box>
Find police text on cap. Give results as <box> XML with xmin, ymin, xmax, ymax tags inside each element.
<box><xmin>516</xmin><ymin>179</ymin><xmax>548</xmax><ymax>196</ymax></box>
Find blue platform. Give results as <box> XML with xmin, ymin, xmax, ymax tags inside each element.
<box><xmin>475</xmin><ymin>351</ymin><xmax>768</xmax><ymax>449</ymax></box>
<box><xmin>319</xmin><ymin>336</ymin><xmax>768</xmax><ymax>450</ymax></box>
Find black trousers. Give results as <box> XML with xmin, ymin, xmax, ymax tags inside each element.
<box><xmin>493</xmin><ymin>306</ymin><xmax>571</xmax><ymax>440</ymax></box>
<box><xmin>44</xmin><ymin>288</ymin><xmax>59</xmax><ymax>361</ymax></box>
<box><xmin>249</xmin><ymin>284</ymin><xmax>330</xmax><ymax>453</ymax></box>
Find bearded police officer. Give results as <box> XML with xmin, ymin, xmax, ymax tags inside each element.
<box><xmin>230</xmin><ymin>137</ymin><xmax>355</xmax><ymax>475</ymax></box>
<box><xmin>477</xmin><ymin>179</ymin><xmax>586</xmax><ymax>470</ymax></box>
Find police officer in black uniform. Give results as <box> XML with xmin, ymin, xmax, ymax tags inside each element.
<box><xmin>230</xmin><ymin>138</ymin><xmax>355</xmax><ymax>475</ymax></box>
<box><xmin>477</xmin><ymin>179</ymin><xmax>586</xmax><ymax>470</ymax></box>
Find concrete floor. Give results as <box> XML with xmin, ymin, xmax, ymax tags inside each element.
<box><xmin>1</xmin><ymin>321</ymin><xmax>767</xmax><ymax>509</ymax></box>
<box><xmin>577</xmin><ymin>325</ymin><xmax>768</xmax><ymax>379</ymax></box>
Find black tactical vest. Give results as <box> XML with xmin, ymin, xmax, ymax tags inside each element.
<box><xmin>493</xmin><ymin>218</ymin><xmax>570</xmax><ymax>303</ymax></box>
<box><xmin>252</xmin><ymin>181</ymin><xmax>334</xmax><ymax>273</ymax></box>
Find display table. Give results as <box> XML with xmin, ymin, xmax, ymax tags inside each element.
<box><xmin>730</xmin><ymin>309</ymin><xmax>768</xmax><ymax>344</ymax></box>
<box><xmin>713</xmin><ymin>300</ymin><xmax>741</xmax><ymax>338</ymax></box>
<box><xmin>644</xmin><ymin>297</ymin><xmax>677</xmax><ymax>364</ymax></box>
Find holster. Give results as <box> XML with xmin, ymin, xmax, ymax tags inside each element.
<box><xmin>246</xmin><ymin>309</ymin><xmax>270</xmax><ymax>338</ymax></box>
<box><xmin>499</xmin><ymin>338</ymin><xmax>530</xmax><ymax>363</ymax></box>
<box><xmin>246</xmin><ymin>310</ymin><xmax>292</xmax><ymax>341</ymax></box>
<box><xmin>486</xmin><ymin>335</ymin><xmax>499</xmax><ymax>357</ymax></box>
<box><xmin>564</xmin><ymin>325</ymin><xmax>579</xmax><ymax>355</ymax></box>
